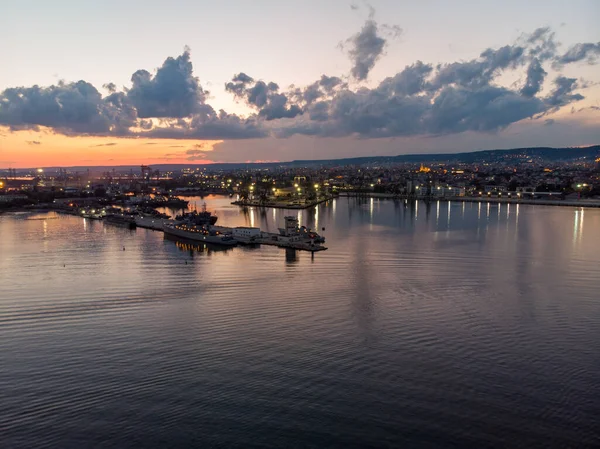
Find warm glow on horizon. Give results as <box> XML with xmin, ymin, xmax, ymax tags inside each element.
<box><xmin>0</xmin><ymin>126</ymin><xmax>221</xmax><ymax>168</ymax></box>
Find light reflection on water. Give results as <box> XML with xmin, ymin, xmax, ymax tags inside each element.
<box><xmin>1</xmin><ymin>195</ymin><xmax>600</xmax><ymax>448</ymax></box>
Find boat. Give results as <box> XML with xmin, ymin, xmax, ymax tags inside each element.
<box><xmin>104</xmin><ymin>214</ymin><xmax>136</xmax><ymax>229</ymax></box>
<box><xmin>163</xmin><ymin>222</ymin><xmax>237</xmax><ymax>246</ymax></box>
<box><xmin>175</xmin><ymin>202</ymin><xmax>218</xmax><ymax>226</ymax></box>
<box><xmin>134</xmin><ymin>215</ymin><xmax>172</xmax><ymax>230</ymax></box>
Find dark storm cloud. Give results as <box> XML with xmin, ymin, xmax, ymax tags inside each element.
<box><xmin>520</xmin><ymin>59</ymin><xmax>547</xmax><ymax>97</ymax></box>
<box><xmin>225</xmin><ymin>73</ymin><xmax>303</xmax><ymax>120</ymax></box>
<box><xmin>554</xmin><ymin>42</ymin><xmax>600</xmax><ymax>66</ymax></box>
<box><xmin>127</xmin><ymin>49</ymin><xmax>208</xmax><ymax>118</ymax></box>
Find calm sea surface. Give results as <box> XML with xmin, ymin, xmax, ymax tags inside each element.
<box><xmin>1</xmin><ymin>196</ymin><xmax>599</xmax><ymax>448</ymax></box>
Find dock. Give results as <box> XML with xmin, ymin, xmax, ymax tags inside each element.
<box><xmin>56</xmin><ymin>208</ymin><xmax>329</xmax><ymax>252</ymax></box>
<box><xmin>134</xmin><ymin>216</ymin><xmax>327</xmax><ymax>252</ymax></box>
<box><xmin>212</xmin><ymin>219</ymin><xmax>328</xmax><ymax>252</ymax></box>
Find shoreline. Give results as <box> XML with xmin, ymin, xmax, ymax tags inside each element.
<box><xmin>338</xmin><ymin>192</ymin><xmax>600</xmax><ymax>208</ymax></box>
<box><xmin>231</xmin><ymin>195</ymin><xmax>336</xmax><ymax>209</ymax></box>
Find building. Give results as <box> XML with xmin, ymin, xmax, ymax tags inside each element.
<box><xmin>232</xmin><ymin>227</ymin><xmax>261</xmax><ymax>241</ymax></box>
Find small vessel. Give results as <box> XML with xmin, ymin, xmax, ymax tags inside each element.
<box><xmin>104</xmin><ymin>214</ymin><xmax>136</xmax><ymax>229</ymax></box>
<box><xmin>163</xmin><ymin>222</ymin><xmax>237</xmax><ymax>246</ymax></box>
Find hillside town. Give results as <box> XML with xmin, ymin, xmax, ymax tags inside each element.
<box><xmin>2</xmin><ymin>151</ymin><xmax>600</xmax><ymax>210</ymax></box>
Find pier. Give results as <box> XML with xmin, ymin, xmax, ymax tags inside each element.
<box><xmin>116</xmin><ymin>214</ymin><xmax>327</xmax><ymax>252</ymax></box>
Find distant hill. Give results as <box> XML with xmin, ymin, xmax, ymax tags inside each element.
<box><xmin>7</xmin><ymin>145</ymin><xmax>600</xmax><ymax>173</ymax></box>
<box><xmin>284</xmin><ymin>145</ymin><xmax>600</xmax><ymax>167</ymax></box>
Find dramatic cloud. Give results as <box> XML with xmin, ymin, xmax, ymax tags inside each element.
<box><xmin>346</xmin><ymin>17</ymin><xmax>387</xmax><ymax>80</ymax></box>
<box><xmin>555</xmin><ymin>42</ymin><xmax>600</xmax><ymax>66</ymax></box>
<box><xmin>291</xmin><ymin>75</ymin><xmax>346</xmax><ymax>106</ymax></box>
<box><xmin>0</xmin><ymin>50</ymin><xmax>263</xmax><ymax>139</ymax></box>
<box><xmin>521</xmin><ymin>58</ymin><xmax>547</xmax><ymax>97</ymax></box>
<box><xmin>0</xmin><ymin>81</ymin><xmax>134</xmax><ymax>134</ymax></box>
<box><xmin>142</xmin><ymin>107</ymin><xmax>267</xmax><ymax>140</ymax></box>
<box><xmin>431</xmin><ymin>45</ymin><xmax>525</xmax><ymax>90</ymax></box>
<box><xmin>127</xmin><ymin>49</ymin><xmax>207</xmax><ymax>118</ymax></box>
<box><xmin>225</xmin><ymin>73</ymin><xmax>302</xmax><ymax>120</ymax></box>
<box><xmin>545</xmin><ymin>76</ymin><xmax>584</xmax><ymax>109</ymax></box>
<box><xmin>0</xmin><ymin>21</ymin><xmax>597</xmax><ymax>149</ymax></box>
<box><xmin>524</xmin><ymin>27</ymin><xmax>558</xmax><ymax>61</ymax></box>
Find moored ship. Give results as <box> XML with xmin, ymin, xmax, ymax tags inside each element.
<box><xmin>163</xmin><ymin>222</ymin><xmax>237</xmax><ymax>246</ymax></box>
<box><xmin>104</xmin><ymin>214</ymin><xmax>136</xmax><ymax>229</ymax></box>
<box><xmin>175</xmin><ymin>202</ymin><xmax>218</xmax><ymax>226</ymax></box>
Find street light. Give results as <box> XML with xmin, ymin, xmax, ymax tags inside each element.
<box><xmin>314</xmin><ymin>184</ymin><xmax>319</xmax><ymax>189</ymax></box>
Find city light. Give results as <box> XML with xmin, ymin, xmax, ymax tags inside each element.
<box><xmin>37</xmin><ymin>168</ymin><xmax>43</xmax><ymax>173</ymax></box>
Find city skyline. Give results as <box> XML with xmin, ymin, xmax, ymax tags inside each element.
<box><xmin>1</xmin><ymin>0</ymin><xmax>600</xmax><ymax>168</ymax></box>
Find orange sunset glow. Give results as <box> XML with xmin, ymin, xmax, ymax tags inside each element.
<box><xmin>0</xmin><ymin>126</ymin><xmax>220</xmax><ymax>168</ymax></box>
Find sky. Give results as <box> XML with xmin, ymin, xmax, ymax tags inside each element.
<box><xmin>1</xmin><ymin>0</ymin><xmax>599</xmax><ymax>168</ymax></box>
